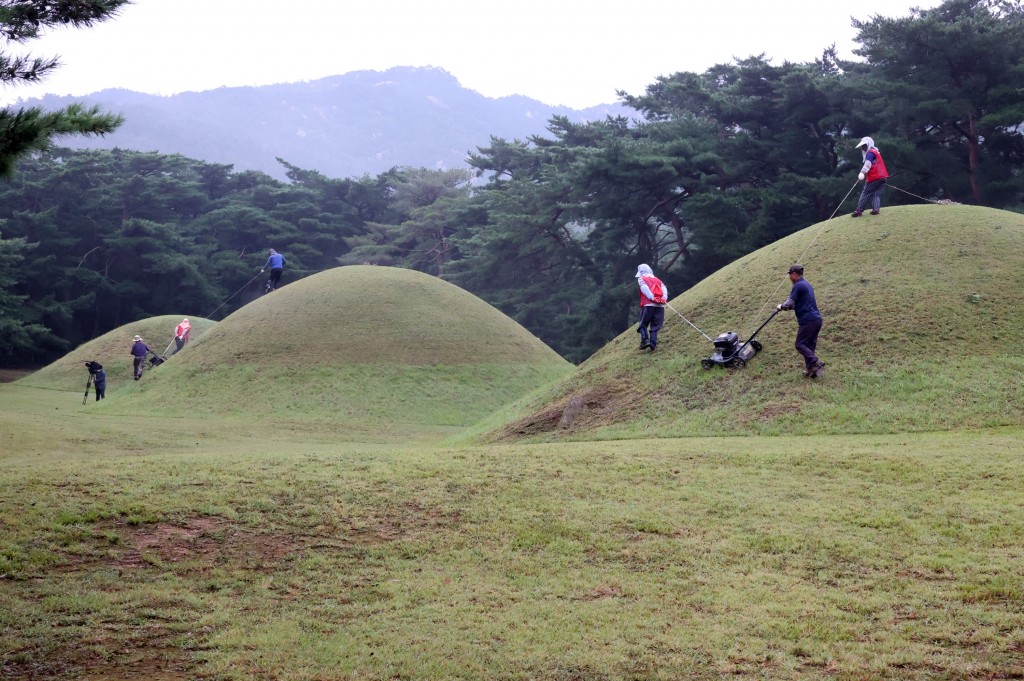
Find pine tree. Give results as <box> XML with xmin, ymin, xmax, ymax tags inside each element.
<box><xmin>1</xmin><ymin>0</ymin><xmax>129</xmax><ymax>175</ymax></box>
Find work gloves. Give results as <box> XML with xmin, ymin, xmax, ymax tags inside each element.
<box><xmin>858</xmin><ymin>172</ymin><xmax>865</xmax><ymax>181</ymax></box>
<box><xmin>776</xmin><ymin>304</ymin><xmax>783</xmax><ymax>311</ymax></box>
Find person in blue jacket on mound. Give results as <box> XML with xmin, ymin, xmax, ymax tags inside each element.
<box><xmin>776</xmin><ymin>264</ymin><xmax>825</xmax><ymax>378</ymax></box>
<box><xmin>130</xmin><ymin>335</ymin><xmax>151</xmax><ymax>381</ymax></box>
<box><xmin>262</xmin><ymin>249</ymin><xmax>286</xmax><ymax>292</ymax></box>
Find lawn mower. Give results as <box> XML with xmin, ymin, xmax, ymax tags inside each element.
<box><xmin>700</xmin><ymin>309</ymin><xmax>778</xmax><ymax>369</ymax></box>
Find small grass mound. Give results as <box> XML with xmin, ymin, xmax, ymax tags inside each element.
<box><xmin>106</xmin><ymin>266</ymin><xmax>573</xmax><ymax>431</ymax></box>
<box><xmin>18</xmin><ymin>315</ymin><xmax>216</xmax><ymax>394</ymax></box>
<box><xmin>488</xmin><ymin>204</ymin><xmax>1024</xmax><ymax>441</ymax></box>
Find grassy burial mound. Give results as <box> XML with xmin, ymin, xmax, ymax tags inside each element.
<box><xmin>18</xmin><ymin>315</ymin><xmax>216</xmax><ymax>394</ymax></box>
<box><xmin>489</xmin><ymin>204</ymin><xmax>1024</xmax><ymax>441</ymax></box>
<box><xmin>117</xmin><ymin>266</ymin><xmax>573</xmax><ymax>429</ymax></box>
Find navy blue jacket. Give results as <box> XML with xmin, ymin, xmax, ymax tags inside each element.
<box><xmin>785</xmin><ymin>278</ymin><xmax>822</xmax><ymax>325</ymax></box>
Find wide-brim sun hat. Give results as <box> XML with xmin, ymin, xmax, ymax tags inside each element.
<box><xmin>133</xmin><ymin>335</ymin><xmax>142</xmax><ymax>341</ymax></box>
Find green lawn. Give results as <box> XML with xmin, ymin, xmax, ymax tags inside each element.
<box><xmin>2</xmin><ymin>383</ymin><xmax>1023</xmax><ymax>680</ymax></box>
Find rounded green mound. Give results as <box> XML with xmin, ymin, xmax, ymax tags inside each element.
<box><xmin>114</xmin><ymin>266</ymin><xmax>573</xmax><ymax>428</ymax></box>
<box><xmin>490</xmin><ymin>204</ymin><xmax>1024</xmax><ymax>441</ymax></box>
<box><xmin>18</xmin><ymin>315</ymin><xmax>216</xmax><ymax>393</ymax></box>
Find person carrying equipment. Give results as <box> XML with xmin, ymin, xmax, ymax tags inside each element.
<box><xmin>852</xmin><ymin>136</ymin><xmax>889</xmax><ymax>217</ymax></box>
<box><xmin>635</xmin><ymin>263</ymin><xmax>668</xmax><ymax>352</ymax></box>
<box><xmin>776</xmin><ymin>264</ymin><xmax>825</xmax><ymax>378</ymax></box>
<box><xmin>261</xmin><ymin>249</ymin><xmax>286</xmax><ymax>292</ymax></box>
<box><xmin>172</xmin><ymin>318</ymin><xmax>191</xmax><ymax>355</ymax></box>
<box><xmin>83</xmin><ymin>360</ymin><xmax>106</xmax><ymax>402</ymax></box>
<box><xmin>130</xmin><ymin>335</ymin><xmax>151</xmax><ymax>381</ymax></box>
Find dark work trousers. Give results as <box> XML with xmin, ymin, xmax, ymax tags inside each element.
<box><xmin>268</xmin><ymin>267</ymin><xmax>283</xmax><ymax>291</ymax></box>
<box><xmin>133</xmin><ymin>356</ymin><xmax>146</xmax><ymax>380</ymax></box>
<box><xmin>795</xmin><ymin>318</ymin><xmax>823</xmax><ymax>370</ymax></box>
<box><xmin>637</xmin><ymin>306</ymin><xmax>665</xmax><ymax>348</ymax></box>
<box><xmin>855</xmin><ymin>179</ymin><xmax>886</xmax><ymax>213</ymax></box>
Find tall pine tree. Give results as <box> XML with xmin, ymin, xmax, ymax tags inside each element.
<box><xmin>1</xmin><ymin>0</ymin><xmax>128</xmax><ymax>175</ymax></box>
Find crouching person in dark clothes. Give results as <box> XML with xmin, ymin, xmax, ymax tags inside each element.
<box><xmin>84</xmin><ymin>361</ymin><xmax>106</xmax><ymax>400</ymax></box>
<box><xmin>776</xmin><ymin>264</ymin><xmax>825</xmax><ymax>378</ymax></box>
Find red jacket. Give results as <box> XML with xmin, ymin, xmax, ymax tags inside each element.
<box><xmin>865</xmin><ymin>148</ymin><xmax>889</xmax><ymax>183</ymax></box>
<box><xmin>638</xmin><ymin>275</ymin><xmax>667</xmax><ymax>306</ymax></box>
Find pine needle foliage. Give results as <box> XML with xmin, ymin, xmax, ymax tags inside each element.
<box><xmin>0</xmin><ymin>0</ymin><xmax>129</xmax><ymax>175</ymax></box>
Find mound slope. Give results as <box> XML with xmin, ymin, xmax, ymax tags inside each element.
<box><xmin>110</xmin><ymin>266</ymin><xmax>573</xmax><ymax>430</ymax></box>
<box><xmin>19</xmin><ymin>315</ymin><xmax>216</xmax><ymax>393</ymax></box>
<box><xmin>490</xmin><ymin>204</ymin><xmax>1024</xmax><ymax>441</ymax></box>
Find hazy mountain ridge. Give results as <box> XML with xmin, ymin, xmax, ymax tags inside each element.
<box><xmin>26</xmin><ymin>66</ymin><xmax>634</xmax><ymax>180</ymax></box>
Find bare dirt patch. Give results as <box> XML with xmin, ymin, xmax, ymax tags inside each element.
<box><xmin>16</xmin><ymin>509</ymin><xmax>465</xmax><ymax>680</ymax></box>
<box><xmin>316</xmin><ymin>501</ymin><xmax>463</xmax><ymax>544</ymax></box>
<box><xmin>754</xmin><ymin>401</ymin><xmax>804</xmax><ymax>422</ymax></box>
<box><xmin>117</xmin><ymin>516</ymin><xmax>297</xmax><ymax>572</ymax></box>
<box><xmin>55</xmin><ymin>516</ymin><xmax>301</xmax><ymax>576</ymax></box>
<box><xmin>495</xmin><ymin>381</ymin><xmax>637</xmax><ymax>441</ymax></box>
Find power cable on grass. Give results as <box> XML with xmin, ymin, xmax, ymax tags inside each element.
<box><xmin>205</xmin><ymin>272</ymin><xmax>263</xmax><ymax>320</ymax></box>
<box><xmin>749</xmin><ymin>179</ymin><xmax>861</xmax><ymax>325</ymax></box>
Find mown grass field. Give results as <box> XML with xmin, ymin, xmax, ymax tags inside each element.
<box><xmin>3</xmin><ymin>383</ymin><xmax>1022</xmax><ymax>680</ymax></box>
<box><xmin>492</xmin><ymin>205</ymin><xmax>1024</xmax><ymax>441</ymax></box>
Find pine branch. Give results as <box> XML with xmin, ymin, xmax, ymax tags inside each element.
<box><xmin>0</xmin><ymin>1</ymin><xmax>133</xmax><ymax>42</ymax></box>
<box><xmin>0</xmin><ymin>53</ymin><xmax>59</xmax><ymax>84</ymax></box>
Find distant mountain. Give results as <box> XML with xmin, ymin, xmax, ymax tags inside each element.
<box><xmin>24</xmin><ymin>66</ymin><xmax>635</xmax><ymax>180</ymax></box>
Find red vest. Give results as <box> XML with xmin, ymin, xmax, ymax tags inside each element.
<box><xmin>866</xmin><ymin>148</ymin><xmax>889</xmax><ymax>182</ymax></box>
<box><xmin>638</xmin><ymin>275</ymin><xmax>666</xmax><ymax>306</ymax></box>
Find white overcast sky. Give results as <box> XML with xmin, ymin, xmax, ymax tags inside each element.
<box><xmin>1</xmin><ymin>0</ymin><xmax>943</xmax><ymax>109</ymax></box>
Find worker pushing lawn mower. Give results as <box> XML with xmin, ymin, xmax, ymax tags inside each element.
<box><xmin>776</xmin><ymin>263</ymin><xmax>825</xmax><ymax>378</ymax></box>
<box><xmin>661</xmin><ymin>261</ymin><xmax>825</xmax><ymax>378</ymax></box>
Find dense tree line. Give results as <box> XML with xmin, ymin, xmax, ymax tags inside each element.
<box><xmin>1</xmin><ymin>0</ymin><xmax>1022</xmax><ymax>365</ymax></box>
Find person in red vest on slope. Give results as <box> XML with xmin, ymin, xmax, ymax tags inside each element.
<box><xmin>635</xmin><ymin>263</ymin><xmax>668</xmax><ymax>352</ymax></box>
<box><xmin>172</xmin><ymin>318</ymin><xmax>191</xmax><ymax>355</ymax></box>
<box><xmin>852</xmin><ymin>136</ymin><xmax>889</xmax><ymax>217</ymax></box>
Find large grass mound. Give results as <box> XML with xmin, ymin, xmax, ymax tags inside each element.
<box><xmin>18</xmin><ymin>315</ymin><xmax>216</xmax><ymax>394</ymax></box>
<box><xmin>108</xmin><ymin>266</ymin><xmax>573</xmax><ymax>430</ymax></box>
<box><xmin>487</xmin><ymin>204</ymin><xmax>1024</xmax><ymax>441</ymax></box>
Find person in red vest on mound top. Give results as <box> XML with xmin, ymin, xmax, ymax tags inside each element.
<box><xmin>852</xmin><ymin>136</ymin><xmax>889</xmax><ymax>217</ymax></box>
<box><xmin>172</xmin><ymin>318</ymin><xmax>191</xmax><ymax>355</ymax></box>
<box><xmin>635</xmin><ymin>263</ymin><xmax>668</xmax><ymax>352</ymax></box>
